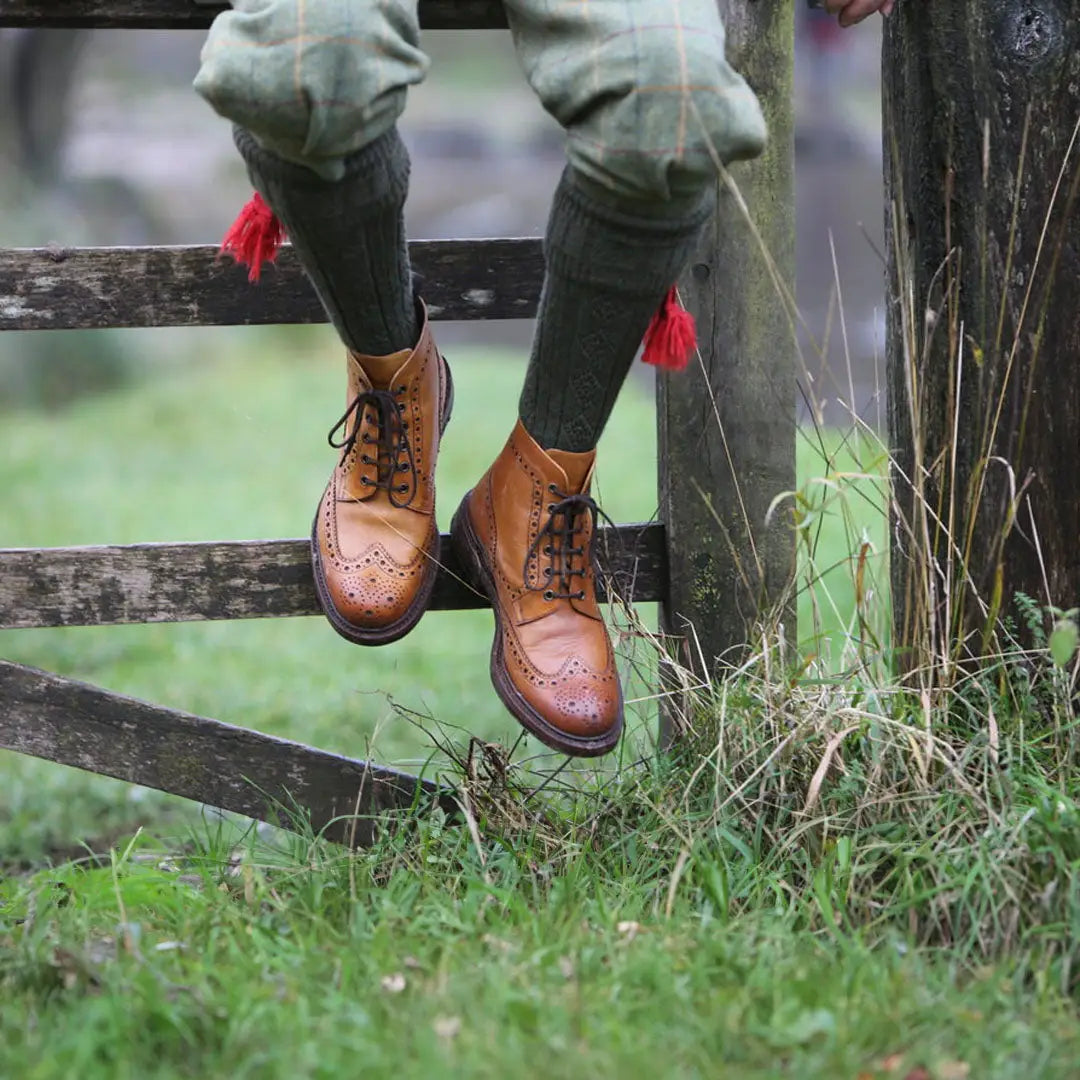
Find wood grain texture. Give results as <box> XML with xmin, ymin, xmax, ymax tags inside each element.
<box><xmin>0</xmin><ymin>525</ymin><xmax>666</xmax><ymax>628</ymax></box>
<box><xmin>0</xmin><ymin>240</ymin><xmax>543</xmax><ymax>330</ymax></box>
<box><xmin>657</xmin><ymin>1</ymin><xmax>796</xmax><ymax>706</ymax></box>
<box><xmin>883</xmin><ymin>3</ymin><xmax>1080</xmax><ymax>659</ymax></box>
<box><xmin>0</xmin><ymin>1</ymin><xmax>508</xmax><ymax>30</ymax></box>
<box><xmin>0</xmin><ymin>659</ymin><xmax>454</xmax><ymax>847</ymax></box>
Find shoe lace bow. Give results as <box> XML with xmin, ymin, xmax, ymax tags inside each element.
<box><xmin>327</xmin><ymin>386</ymin><xmax>417</xmax><ymax>508</ymax></box>
<box><xmin>524</xmin><ymin>486</ymin><xmax>614</xmax><ymax>602</ymax></box>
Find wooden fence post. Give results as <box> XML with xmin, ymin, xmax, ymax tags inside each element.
<box><xmin>883</xmin><ymin>5</ymin><xmax>1080</xmax><ymax>667</ymax></box>
<box><xmin>657</xmin><ymin>0</ymin><xmax>796</xmax><ymax>724</ymax></box>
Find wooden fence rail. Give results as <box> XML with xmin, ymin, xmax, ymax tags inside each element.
<box><xmin>0</xmin><ymin>1</ymin><xmax>508</xmax><ymax>30</ymax></box>
<box><xmin>0</xmin><ymin>527</ymin><xmax>666</xmax><ymax>629</ymax></box>
<box><xmin>0</xmin><ymin>241</ymin><xmax>544</xmax><ymax>330</ymax></box>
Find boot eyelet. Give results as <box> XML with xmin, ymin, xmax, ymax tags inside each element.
<box><xmin>396</xmin><ymin>483</ymin><xmax>409</xmax><ymax>493</ymax></box>
<box><xmin>543</xmin><ymin>590</ymin><xmax>555</xmax><ymax>601</ymax></box>
<box><xmin>542</xmin><ymin>546</ymin><xmax>552</xmax><ymax>555</ymax></box>
<box><xmin>548</xmin><ymin>483</ymin><xmax>558</xmax><ymax>494</ymax></box>
<box><xmin>575</xmin><ymin>591</ymin><xmax>586</xmax><ymax>600</ymax></box>
<box><xmin>543</xmin><ymin>567</ymin><xmax>552</xmax><ymax>578</ymax></box>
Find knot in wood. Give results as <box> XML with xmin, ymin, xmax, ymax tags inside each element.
<box><xmin>997</xmin><ymin>5</ymin><xmax>1063</xmax><ymax>66</ymax></box>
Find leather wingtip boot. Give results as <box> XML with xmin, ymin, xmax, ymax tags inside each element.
<box><xmin>311</xmin><ymin>301</ymin><xmax>453</xmax><ymax>645</ymax></box>
<box><xmin>450</xmin><ymin>419</ymin><xmax>624</xmax><ymax>757</ymax></box>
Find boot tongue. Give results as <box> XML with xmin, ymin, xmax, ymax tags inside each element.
<box><xmin>351</xmin><ymin>347</ymin><xmax>412</xmax><ymax>390</ymax></box>
<box><xmin>547</xmin><ymin>447</ymin><xmax>594</xmax><ymax>494</ymax></box>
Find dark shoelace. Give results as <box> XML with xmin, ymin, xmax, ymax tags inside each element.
<box><xmin>523</xmin><ymin>485</ymin><xmax>615</xmax><ymax>601</ymax></box>
<box><xmin>327</xmin><ymin>386</ymin><xmax>417</xmax><ymax>508</ymax></box>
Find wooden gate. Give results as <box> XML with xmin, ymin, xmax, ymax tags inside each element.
<box><xmin>0</xmin><ymin>0</ymin><xmax>795</xmax><ymax>846</ymax></box>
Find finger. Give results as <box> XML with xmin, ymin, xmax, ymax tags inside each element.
<box><xmin>880</xmin><ymin>0</ymin><xmax>895</xmax><ymax>15</ymax></box>
<box><xmin>838</xmin><ymin>0</ymin><xmax>885</xmax><ymax>27</ymax></box>
<box><xmin>822</xmin><ymin>0</ymin><xmax>847</xmax><ymax>13</ymax></box>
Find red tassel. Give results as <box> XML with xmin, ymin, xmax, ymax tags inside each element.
<box><xmin>641</xmin><ymin>286</ymin><xmax>696</xmax><ymax>371</ymax></box>
<box><xmin>219</xmin><ymin>192</ymin><xmax>286</xmax><ymax>282</ymax></box>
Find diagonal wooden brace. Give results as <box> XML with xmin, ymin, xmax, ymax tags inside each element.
<box><xmin>0</xmin><ymin>659</ymin><xmax>458</xmax><ymax>847</ymax></box>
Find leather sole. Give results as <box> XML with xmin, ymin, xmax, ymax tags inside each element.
<box><xmin>310</xmin><ymin>359</ymin><xmax>454</xmax><ymax>647</ymax></box>
<box><xmin>449</xmin><ymin>493</ymin><xmax>623</xmax><ymax>758</ymax></box>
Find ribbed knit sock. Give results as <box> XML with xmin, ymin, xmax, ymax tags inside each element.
<box><xmin>518</xmin><ymin>168</ymin><xmax>712</xmax><ymax>454</ymax></box>
<box><xmin>234</xmin><ymin>126</ymin><xmax>417</xmax><ymax>356</ymax></box>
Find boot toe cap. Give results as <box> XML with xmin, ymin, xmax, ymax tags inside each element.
<box><xmin>521</xmin><ymin>656</ymin><xmax>623</xmax><ymax>742</ymax></box>
<box><xmin>329</xmin><ymin>562</ymin><xmax>418</xmax><ymax>627</ymax></box>
<box><xmin>315</xmin><ymin>522</ymin><xmax>436</xmax><ymax>634</ymax></box>
<box><xmin>550</xmin><ymin>682</ymin><xmax>622</xmax><ymax>739</ymax></box>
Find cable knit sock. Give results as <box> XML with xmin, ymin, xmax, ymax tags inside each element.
<box><xmin>234</xmin><ymin>125</ymin><xmax>417</xmax><ymax>356</ymax></box>
<box><xmin>518</xmin><ymin>168</ymin><xmax>712</xmax><ymax>454</ymax></box>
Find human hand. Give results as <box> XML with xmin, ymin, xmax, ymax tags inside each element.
<box><xmin>815</xmin><ymin>0</ymin><xmax>896</xmax><ymax>28</ymax></box>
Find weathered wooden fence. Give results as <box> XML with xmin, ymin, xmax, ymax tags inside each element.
<box><xmin>0</xmin><ymin>0</ymin><xmax>795</xmax><ymax>843</ymax></box>
<box><xmin>884</xmin><ymin>4</ymin><xmax>1080</xmax><ymax>664</ymax></box>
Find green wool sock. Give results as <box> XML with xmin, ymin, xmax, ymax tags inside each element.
<box><xmin>234</xmin><ymin>125</ymin><xmax>417</xmax><ymax>356</ymax></box>
<box><xmin>518</xmin><ymin>169</ymin><xmax>712</xmax><ymax>454</ymax></box>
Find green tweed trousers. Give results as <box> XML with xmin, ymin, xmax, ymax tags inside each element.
<box><xmin>194</xmin><ymin>0</ymin><xmax>766</xmax><ymax>201</ymax></box>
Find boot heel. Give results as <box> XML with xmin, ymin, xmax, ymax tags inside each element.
<box><xmin>439</xmin><ymin>359</ymin><xmax>455</xmax><ymax>436</ymax></box>
<box><xmin>449</xmin><ymin>493</ymin><xmax>485</xmax><ymax>594</ymax></box>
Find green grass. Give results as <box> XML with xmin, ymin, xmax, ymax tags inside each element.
<box><xmin>2</xmin><ymin>331</ymin><xmax>1076</xmax><ymax>1077</ymax></box>
<box><xmin>2</xmin><ymin>820</ymin><xmax>1078</xmax><ymax>1080</ymax></box>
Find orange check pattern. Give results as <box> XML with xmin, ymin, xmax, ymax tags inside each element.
<box><xmin>195</xmin><ymin>0</ymin><xmax>765</xmax><ymax>197</ymax></box>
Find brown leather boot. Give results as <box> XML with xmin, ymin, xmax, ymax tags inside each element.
<box><xmin>450</xmin><ymin>420</ymin><xmax>623</xmax><ymax>756</ymax></box>
<box><xmin>311</xmin><ymin>303</ymin><xmax>452</xmax><ymax>645</ymax></box>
